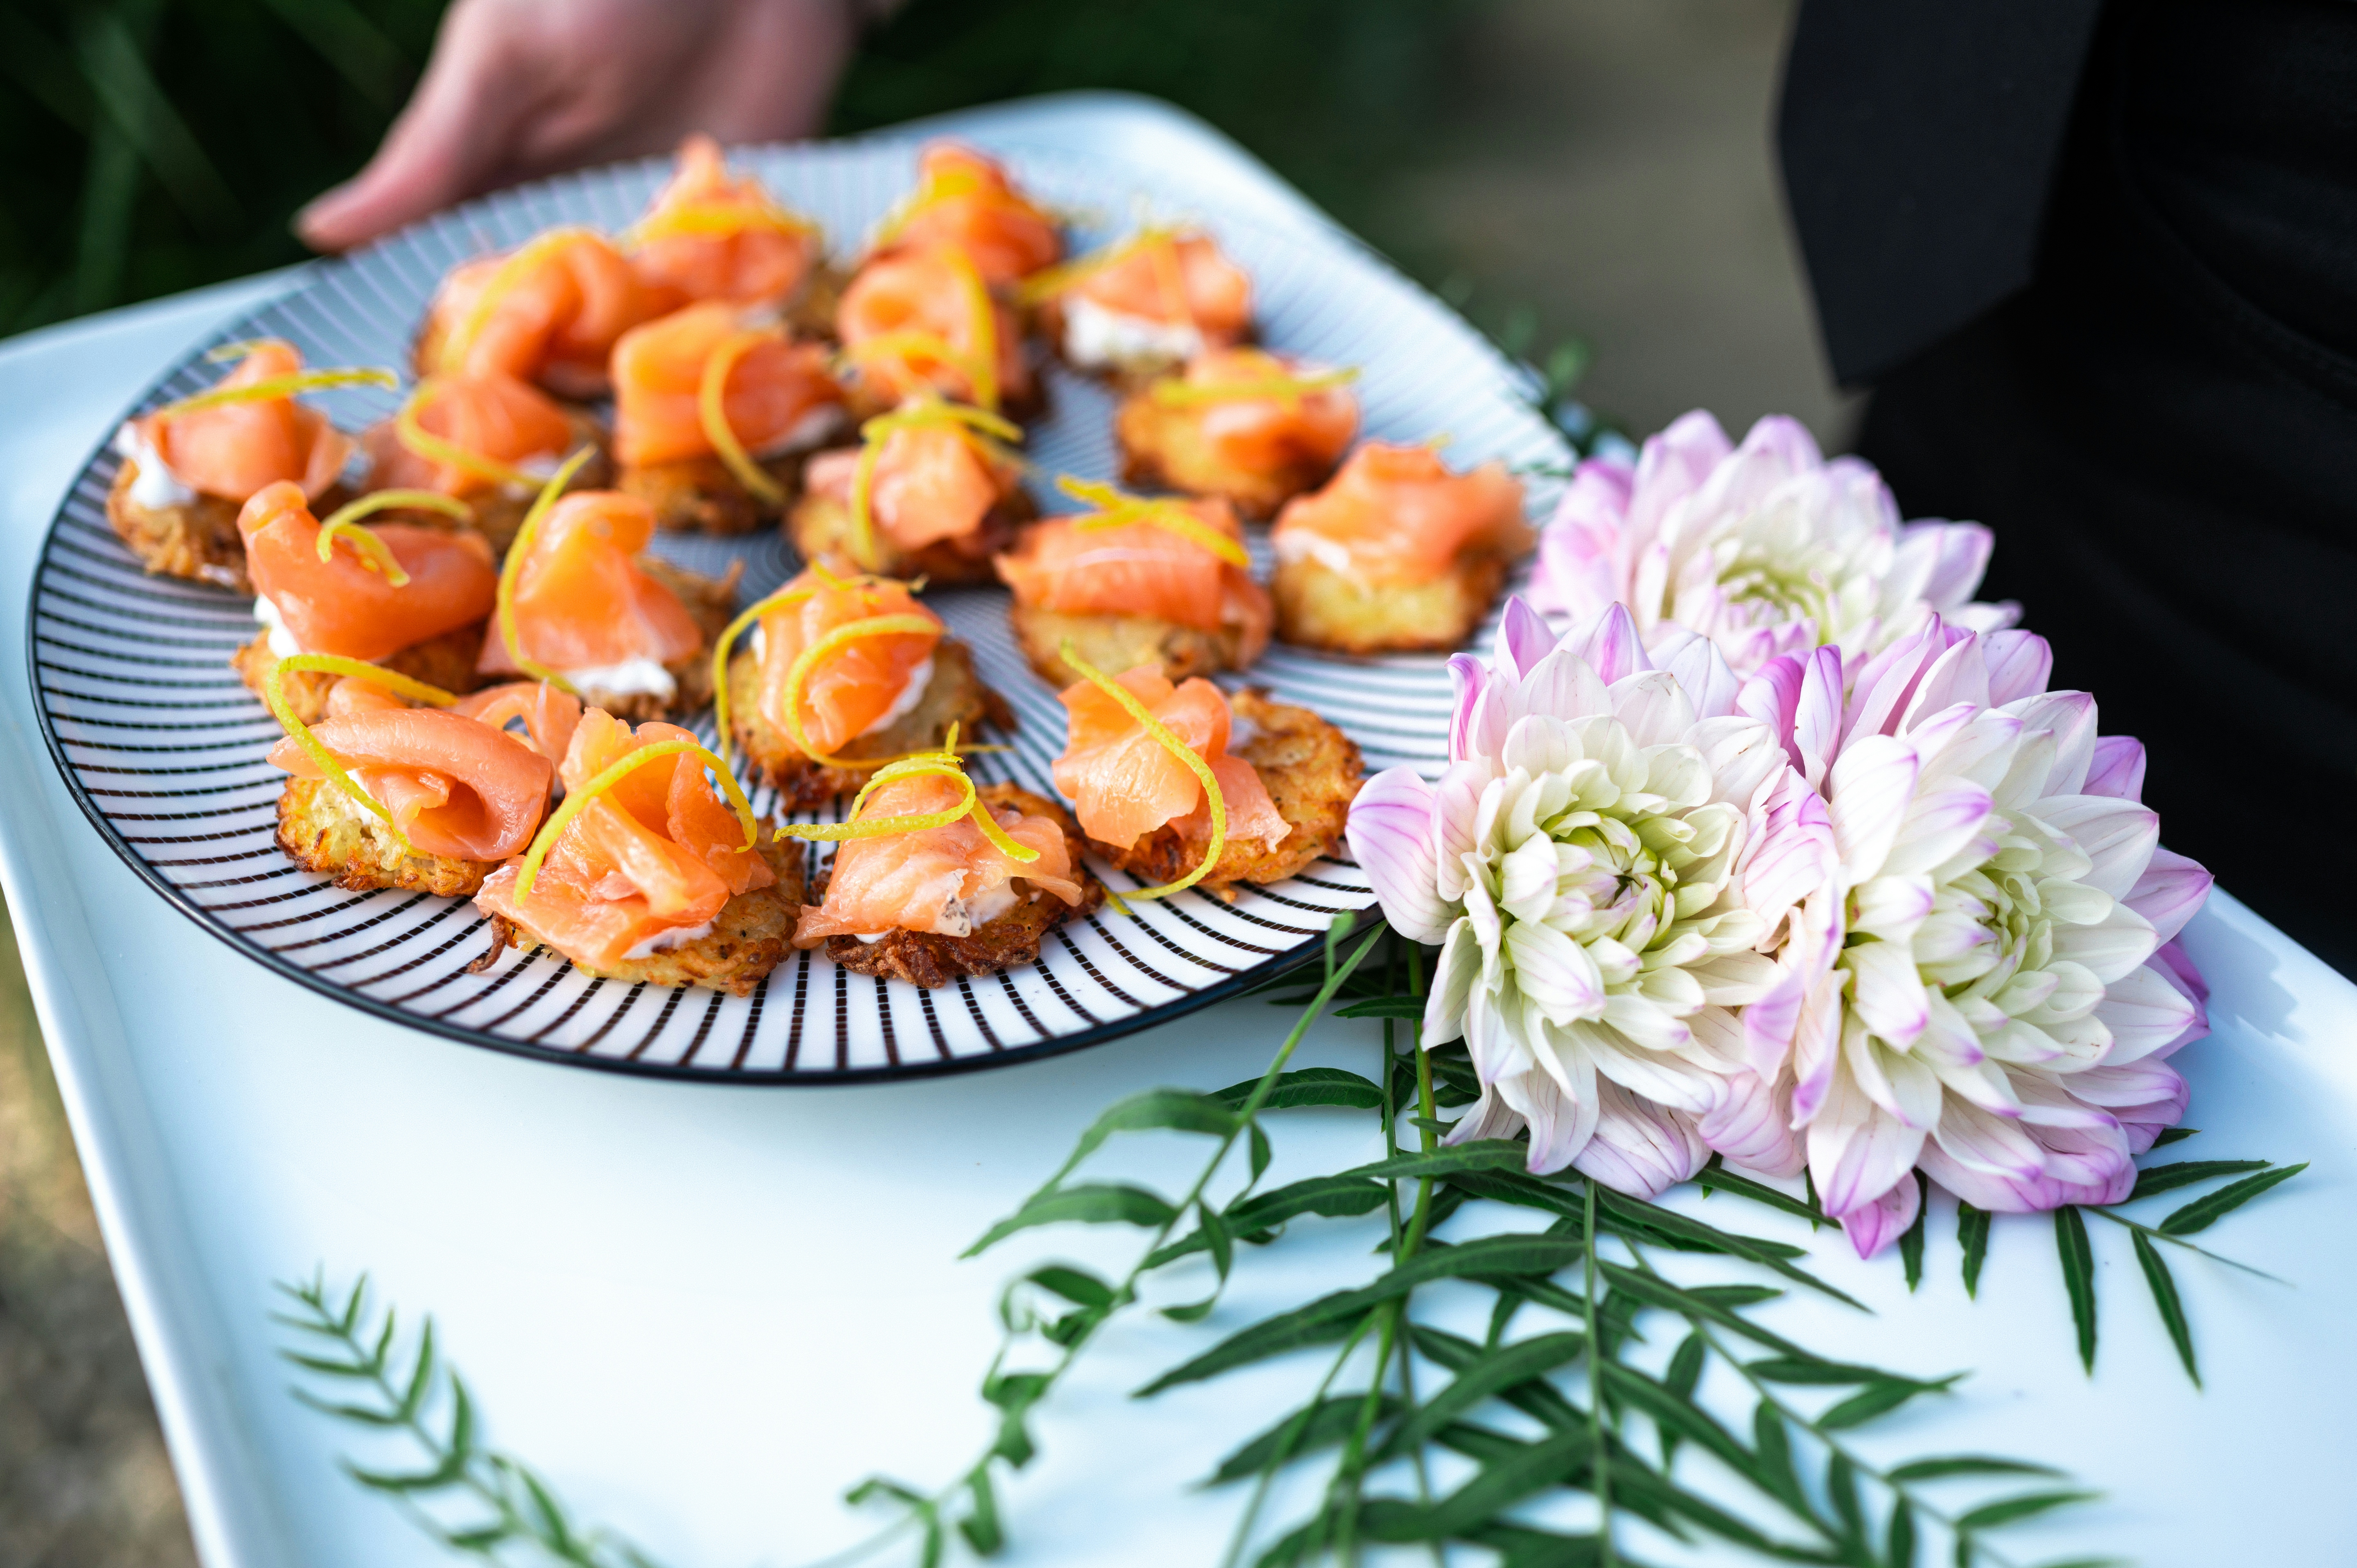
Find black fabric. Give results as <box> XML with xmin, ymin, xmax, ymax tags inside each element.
<box><xmin>1777</xmin><ymin>0</ymin><xmax>2104</xmax><ymax>385</ymax></box>
<box><xmin>1857</xmin><ymin>0</ymin><xmax>2357</xmax><ymax>975</ymax></box>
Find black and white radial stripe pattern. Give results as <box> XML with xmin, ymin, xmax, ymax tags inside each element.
<box><xmin>29</xmin><ymin>137</ymin><xmax>1570</xmax><ymax>1081</ymax></box>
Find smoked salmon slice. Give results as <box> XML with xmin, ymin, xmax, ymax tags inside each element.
<box><xmin>451</xmin><ymin>679</ymin><xmax>584</xmax><ymax>770</ymax></box>
<box><xmin>1051</xmin><ymin>667</ymin><xmax>1290</xmax><ymax>853</ymax></box>
<box><xmin>1117</xmin><ymin>349</ymin><xmax>1358</xmax><ymax>520</ymax></box>
<box><xmin>752</xmin><ymin>569</ymin><xmax>943</xmax><ymax>756</ymax></box>
<box><xmin>124</xmin><ymin>340</ymin><xmax>356</xmax><ymax>503</ymax></box>
<box><xmin>240</xmin><ymin>481</ymin><xmax>497</xmax><ymax>661</ymax></box>
<box><xmin>1033</xmin><ymin>230</ymin><xmax>1252</xmax><ymax>369</ymax></box>
<box><xmin>476</xmin><ymin>710</ymin><xmax>774</xmax><ymax>970</ymax></box>
<box><xmin>1271</xmin><ymin>441</ymin><xmax>1529</xmax><ymax>586</ymax></box>
<box><xmin>362</xmin><ymin>370</ymin><xmax>577</xmax><ymax>497</ymax></box>
<box><xmin>837</xmin><ymin>245</ymin><xmax>1031</xmax><ymax>412</ymax></box>
<box><xmin>609</xmin><ymin>302</ymin><xmax>845</xmax><ymax>469</ymax></box>
<box><xmin>627</xmin><ymin>134</ymin><xmax>821</xmax><ymax>311</ymax></box>
<box><xmin>994</xmin><ymin>493</ymin><xmax>1272</xmax><ymax>643</ymax></box>
<box><xmin>478</xmin><ymin>491</ymin><xmax>706</xmax><ymax>678</ymax></box>
<box><xmin>417</xmin><ymin>229</ymin><xmax>657</xmax><ymax>399</ymax></box>
<box><xmin>266</xmin><ymin>676</ymin><xmax>558</xmax><ymax>861</ymax></box>
<box><xmin>793</xmin><ymin>771</ymin><xmax>1086</xmax><ymax>942</ymax></box>
<box><xmin>802</xmin><ymin>415</ymin><xmax>1023</xmax><ymax>560</ymax></box>
<box><xmin>871</xmin><ymin>142</ymin><xmax>1061</xmax><ymax>285</ymax></box>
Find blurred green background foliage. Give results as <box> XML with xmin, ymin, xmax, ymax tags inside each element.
<box><xmin>0</xmin><ymin>0</ymin><xmax>1486</xmax><ymax>340</ymax></box>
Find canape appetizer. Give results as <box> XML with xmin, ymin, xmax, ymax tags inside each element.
<box><xmin>624</xmin><ymin>134</ymin><xmax>837</xmax><ymax>334</ymax></box>
<box><xmin>608</xmin><ymin>302</ymin><xmax>846</xmax><ymax>533</ymax></box>
<box><xmin>475</xmin><ymin>710</ymin><xmax>803</xmax><ymax>995</ymax></box>
<box><xmin>786</xmin><ymin>734</ymin><xmax>1101</xmax><ymax>988</ymax></box>
<box><xmin>715</xmin><ymin>566</ymin><xmax>1010</xmax><ymax>809</ymax></box>
<box><xmin>790</xmin><ymin>398</ymin><xmax>1030</xmax><ymax>583</ymax></box>
<box><xmin>1270</xmin><ymin>442</ymin><xmax>1531</xmax><ymax>654</ymax></box>
<box><xmin>1116</xmin><ymin>349</ymin><xmax>1358</xmax><ymax>520</ymax></box>
<box><xmin>415</xmin><ymin>227</ymin><xmax>657</xmax><ymax>401</ymax></box>
<box><xmin>108</xmin><ymin>341</ymin><xmax>384</xmax><ymax>591</ymax></box>
<box><xmin>1025</xmin><ymin>228</ymin><xmax>1252</xmax><ymax>377</ymax></box>
<box><xmin>1051</xmin><ymin>650</ymin><xmax>1360</xmax><ymax>902</ymax></box>
<box><xmin>836</xmin><ymin>242</ymin><xmax>1034</xmax><ymax>417</ymax></box>
<box><xmin>479</xmin><ymin>472</ymin><xmax>737</xmax><ymax>720</ymax></box>
<box><xmin>230</xmin><ymin>482</ymin><xmax>497</xmax><ymax>722</ymax></box>
<box><xmin>866</xmin><ymin>142</ymin><xmax>1061</xmax><ymax>286</ymax></box>
<box><xmin>263</xmin><ymin>658</ymin><xmax>578</xmax><ymax>896</ymax></box>
<box><xmin>357</xmin><ymin>371</ymin><xmax>610</xmax><ymax>552</ymax></box>
<box><xmin>993</xmin><ymin>478</ymin><xmax>1272</xmax><ymax>688</ymax></box>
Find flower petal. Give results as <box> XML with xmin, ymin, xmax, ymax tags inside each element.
<box><xmin>1572</xmin><ymin>1077</ymin><xmax>1710</xmax><ymax>1197</ymax></box>
<box><xmin>1344</xmin><ymin>766</ymin><xmax>1453</xmax><ymax>943</ymax></box>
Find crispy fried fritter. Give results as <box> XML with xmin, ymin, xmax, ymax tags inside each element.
<box><xmin>814</xmin><ymin>785</ymin><xmax>1105</xmax><ymax>987</ymax></box>
<box><xmin>106</xmin><ymin>461</ymin><xmax>286</xmax><ymax>593</ymax></box>
<box><xmin>1098</xmin><ymin>690</ymin><xmax>1362</xmax><ymax>899</ymax></box>
<box><xmin>474</xmin><ymin>836</ymin><xmax>807</xmax><ymax>996</ymax></box>
<box><xmin>1007</xmin><ymin>605</ymin><xmax>1260</xmax><ymax>691</ymax></box>
<box><xmin>787</xmin><ymin>484</ymin><xmax>1031</xmax><ymax>586</ymax></box>
<box><xmin>1272</xmin><ymin>553</ymin><xmax>1513</xmax><ymax>656</ymax></box>
<box><xmin>618</xmin><ymin>450</ymin><xmax>807</xmax><ymax>535</ymax></box>
<box><xmin>726</xmin><ymin>638</ymin><xmax>1013</xmax><ymax>809</ymax></box>
<box><xmin>233</xmin><ymin>622</ymin><xmax>489</xmax><ymax>722</ymax></box>
<box><xmin>1115</xmin><ymin>393</ymin><xmax>1340</xmax><ymax>522</ymax></box>
<box><xmin>276</xmin><ymin>775</ymin><xmax>498</xmax><ymax>896</ymax></box>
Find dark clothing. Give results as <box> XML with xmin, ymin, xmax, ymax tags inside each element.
<box><xmin>1782</xmin><ymin>0</ymin><xmax>2357</xmax><ymax>973</ymax></box>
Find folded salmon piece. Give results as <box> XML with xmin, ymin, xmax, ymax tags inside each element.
<box><xmin>794</xmin><ymin>771</ymin><xmax>1086</xmax><ymax>943</ymax></box>
<box><xmin>803</xmin><ymin>418</ymin><xmax>1024</xmax><ymax>559</ymax></box>
<box><xmin>418</xmin><ymin>229</ymin><xmax>658</xmax><ymax>399</ymax></box>
<box><xmin>1157</xmin><ymin>349</ymin><xmax>1357</xmax><ymax>474</ymax></box>
<box><xmin>1051</xmin><ymin>667</ymin><xmax>1289</xmax><ymax>854</ymax></box>
<box><xmin>476</xmin><ymin>710</ymin><xmax>773</xmax><ymax>970</ymax></box>
<box><xmin>479</xmin><ymin>491</ymin><xmax>706</xmax><ymax>679</ymax></box>
<box><xmin>1271</xmin><ymin>442</ymin><xmax>1529</xmax><ymax>587</ymax></box>
<box><xmin>451</xmin><ymin>679</ymin><xmax>584</xmax><ymax>769</ymax></box>
<box><xmin>628</xmin><ymin>134</ymin><xmax>822</xmax><ymax>311</ymax></box>
<box><xmin>609</xmin><ymin>302</ymin><xmax>844</xmax><ymax>468</ymax></box>
<box><xmin>753</xmin><ymin>569</ymin><xmax>944</xmax><ymax>756</ymax></box>
<box><xmin>1041</xmin><ymin>231</ymin><xmax>1252</xmax><ymax>371</ymax></box>
<box><xmin>266</xmin><ymin>677</ymin><xmax>557</xmax><ymax>861</ymax></box>
<box><xmin>994</xmin><ymin>496</ymin><xmax>1269</xmax><ymax>642</ymax></box>
<box><xmin>361</xmin><ymin>371</ymin><xmax>577</xmax><ymax>498</ymax></box>
<box><xmin>872</xmin><ymin>142</ymin><xmax>1061</xmax><ymax>285</ymax></box>
<box><xmin>120</xmin><ymin>340</ymin><xmax>355</xmax><ymax>504</ymax></box>
<box><xmin>837</xmin><ymin>246</ymin><xmax>1031</xmax><ymax>411</ymax></box>
<box><xmin>241</xmin><ymin>482</ymin><xmax>497</xmax><ymax>661</ymax></box>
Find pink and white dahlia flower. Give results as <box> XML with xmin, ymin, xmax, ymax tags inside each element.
<box><xmin>1344</xmin><ymin>598</ymin><xmax>1822</xmax><ymax>1196</ymax></box>
<box><xmin>1529</xmin><ymin>410</ymin><xmax>2016</xmax><ymax>676</ymax></box>
<box><xmin>1723</xmin><ymin>617</ymin><xmax>2213</xmax><ymax>1255</ymax></box>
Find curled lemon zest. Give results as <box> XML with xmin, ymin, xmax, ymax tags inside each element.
<box><xmin>942</xmin><ymin>247</ymin><xmax>999</xmax><ymax>414</ymax></box>
<box><xmin>778</xmin><ymin>612</ymin><xmax>945</xmax><ymax>768</ymax></box>
<box><xmin>153</xmin><ymin>366</ymin><xmax>397</xmax><ymax>421</ymax></box>
<box><xmin>259</xmin><ymin>654</ymin><xmax>463</xmax><ymax>856</ymax></box>
<box><xmin>510</xmin><ymin>739</ymin><xmax>758</xmax><ymax>906</ymax></box>
<box><xmin>1014</xmin><ymin>225</ymin><xmax>1189</xmax><ymax>307</ymax></box>
<box><xmin>1149</xmin><ymin>365</ymin><xmax>1359</xmax><ymax>408</ymax></box>
<box><xmin>203</xmin><ymin>338</ymin><xmax>279</xmax><ymax>363</ymax></box>
<box><xmin>314</xmin><ymin>491</ymin><xmax>471</xmax><ymax>585</ymax></box>
<box><xmin>395</xmin><ymin>379</ymin><xmax>548</xmax><ymax>490</ymax></box>
<box><xmin>837</xmin><ymin>332</ymin><xmax>990</xmax><ymax>407</ymax></box>
<box><xmin>1055</xmin><ymin>475</ymin><xmax>1250</xmax><ymax>568</ymax></box>
<box><xmin>848</xmin><ymin>396</ymin><xmax>1024</xmax><ymax>569</ymax></box>
<box><xmin>625</xmin><ymin>197</ymin><xmax>819</xmax><ymax>248</ymax></box>
<box><xmin>1058</xmin><ymin>640</ymin><xmax>1226</xmax><ymax>903</ymax></box>
<box><xmin>778</xmin><ymin>724</ymin><xmax>1040</xmax><ymax>864</ymax></box>
<box><xmin>494</xmin><ymin>446</ymin><xmax>598</xmax><ymax>696</ymax></box>
<box><xmin>699</xmin><ymin>329</ymin><xmax>790</xmax><ymax>505</ymax></box>
<box><xmin>440</xmin><ymin>227</ymin><xmax>601</xmax><ymax>375</ymax></box>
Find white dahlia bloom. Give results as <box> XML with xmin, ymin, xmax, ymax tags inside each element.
<box><xmin>1724</xmin><ymin>619</ymin><xmax>2213</xmax><ymax>1254</ymax></box>
<box><xmin>1529</xmin><ymin>410</ymin><xmax>2016</xmax><ymax>676</ymax></box>
<box><xmin>1346</xmin><ymin>599</ymin><xmax>1820</xmax><ymax>1195</ymax></box>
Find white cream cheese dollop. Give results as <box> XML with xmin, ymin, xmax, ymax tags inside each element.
<box><xmin>253</xmin><ymin>597</ymin><xmax>304</xmax><ymax>659</ymax></box>
<box><xmin>1061</xmin><ymin>297</ymin><xmax>1203</xmax><ymax>370</ymax></box>
<box><xmin>754</xmin><ymin>403</ymin><xmax>848</xmax><ymax>459</ymax></box>
<box><xmin>562</xmin><ymin>658</ymin><xmax>678</xmax><ymax>702</ymax></box>
<box><xmin>112</xmin><ymin>422</ymin><xmax>198</xmax><ymax>509</ymax></box>
<box><xmin>623</xmin><ymin>918</ymin><xmax>715</xmax><ymax>960</ymax></box>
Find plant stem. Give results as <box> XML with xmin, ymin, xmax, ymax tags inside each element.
<box><xmin>2083</xmin><ymin>1205</ymin><xmax>2288</xmax><ymax>1283</ymax></box>
<box><xmin>1220</xmin><ymin>1315</ymin><xmax>1381</xmax><ymax>1568</ymax></box>
<box><xmin>1581</xmin><ymin>1178</ymin><xmax>1617</xmax><ymax>1568</ymax></box>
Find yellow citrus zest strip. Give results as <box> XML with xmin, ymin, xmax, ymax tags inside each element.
<box><xmin>709</xmin><ymin>577</ymin><xmax>830</xmax><ymax>768</ymax></box>
<box><xmin>395</xmin><ymin>379</ymin><xmax>546</xmax><ymax>489</ymax></box>
<box><xmin>203</xmin><ymin>338</ymin><xmax>278</xmax><ymax>363</ymax></box>
<box><xmin>153</xmin><ymin>366</ymin><xmax>398</xmax><ymax>421</ymax></box>
<box><xmin>494</xmin><ymin>446</ymin><xmax>598</xmax><ymax>695</ymax></box>
<box><xmin>847</xmin><ymin>397</ymin><xmax>1024</xmax><ymax>570</ymax></box>
<box><xmin>1150</xmin><ymin>366</ymin><xmax>1359</xmax><ymax>408</ymax></box>
<box><xmin>1058</xmin><ymin>640</ymin><xmax>1226</xmax><ymax>903</ymax></box>
<box><xmin>778</xmin><ymin>724</ymin><xmax>1040</xmax><ymax>863</ymax></box>
<box><xmin>511</xmin><ymin>739</ymin><xmax>758</xmax><ymax>906</ymax></box>
<box><xmin>441</xmin><ymin>227</ymin><xmax>601</xmax><ymax>374</ymax></box>
<box><xmin>314</xmin><ymin>491</ymin><xmax>470</xmax><ymax>585</ymax></box>
<box><xmin>259</xmin><ymin>654</ymin><xmax>463</xmax><ymax>856</ymax></box>
<box><xmin>943</xmin><ymin>246</ymin><xmax>999</xmax><ymax>414</ymax></box>
<box><xmin>625</xmin><ymin>197</ymin><xmax>819</xmax><ymax>248</ymax></box>
<box><xmin>870</xmin><ymin>165</ymin><xmax>990</xmax><ymax>246</ymax></box>
<box><xmin>699</xmin><ymin>329</ymin><xmax>790</xmax><ymax>505</ymax></box>
<box><xmin>779</xmin><ymin>613</ymin><xmax>945</xmax><ymax>769</ymax></box>
<box><xmin>837</xmin><ymin>331</ymin><xmax>993</xmax><ymax>409</ymax></box>
<box><xmin>1056</xmin><ymin>475</ymin><xmax>1250</xmax><ymax>568</ymax></box>
<box><xmin>1014</xmin><ymin>225</ymin><xmax>1188</xmax><ymax>306</ymax></box>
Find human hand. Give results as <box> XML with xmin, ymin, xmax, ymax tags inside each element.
<box><xmin>297</xmin><ymin>0</ymin><xmax>860</xmax><ymax>252</ymax></box>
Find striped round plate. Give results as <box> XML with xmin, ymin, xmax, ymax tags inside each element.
<box><xmin>28</xmin><ymin>136</ymin><xmax>1568</xmax><ymax>1080</ymax></box>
